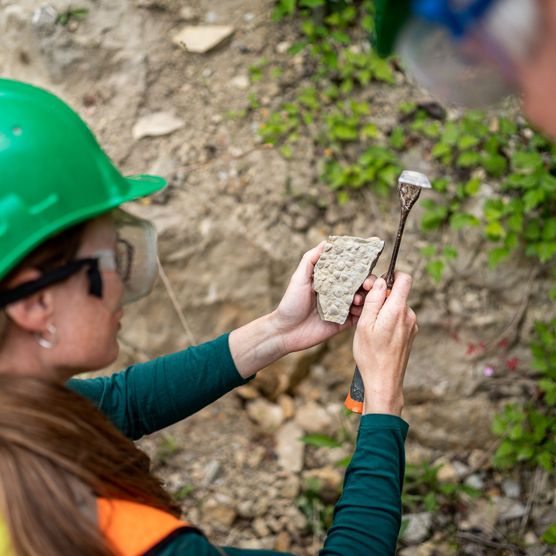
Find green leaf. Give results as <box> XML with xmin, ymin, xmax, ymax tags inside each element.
<box><xmin>542</xmin><ymin>524</ymin><xmax>556</xmax><ymax>545</ymax></box>
<box><xmin>443</xmin><ymin>246</ymin><xmax>458</xmax><ymax>260</ymax></box>
<box><xmin>420</xmin><ymin>245</ymin><xmax>437</xmax><ymax>258</ymax></box>
<box><xmin>484</xmin><ymin>199</ymin><xmax>505</xmax><ymax>220</ymax></box>
<box><xmin>523</xmin><ymin>188</ymin><xmax>546</xmax><ymax>211</ymax></box>
<box><xmin>432</xmin><ymin>177</ymin><xmax>450</xmax><ymax>193</ymax></box>
<box><xmin>389</xmin><ymin>126</ymin><xmax>405</xmax><ymax>149</ymax></box>
<box><xmin>485</xmin><ymin>221</ymin><xmax>506</xmax><ymax>239</ymax></box>
<box><xmin>361</xmin><ymin>123</ymin><xmax>379</xmax><ymax>139</ymax></box>
<box><xmin>464</xmin><ymin>178</ymin><xmax>481</xmax><ymax>196</ymax></box>
<box><xmin>441</xmin><ymin>122</ymin><xmax>459</xmax><ymax>145</ymax></box>
<box><xmin>279</xmin><ymin>144</ymin><xmax>294</xmax><ymax>159</ymax></box>
<box><xmin>331</xmin><ymin>123</ymin><xmax>358</xmax><ymax>142</ymax></box>
<box><xmin>517</xmin><ymin>445</ymin><xmax>535</xmax><ymax>461</ymax></box>
<box><xmin>426</xmin><ymin>260</ymin><xmax>445</xmax><ymax>283</ymax></box>
<box><xmin>543</xmin><ymin>218</ymin><xmax>556</xmax><ymax>241</ymax></box>
<box><xmin>483</xmin><ymin>153</ymin><xmax>508</xmax><ymax>177</ymax></box>
<box><xmin>300</xmin><ymin>434</ymin><xmax>342</xmax><ymax>448</ymax></box>
<box><xmin>431</xmin><ymin>143</ymin><xmax>451</xmax><ymax>159</ymax></box>
<box><xmin>537</xmin><ymin>451</ymin><xmax>554</xmax><ymax>471</ymax></box>
<box><xmin>458</xmin><ymin>134</ymin><xmax>480</xmax><ymax>150</ymax></box>
<box><xmin>456</xmin><ymin>151</ymin><xmax>481</xmax><ymax>168</ymax></box>
<box><xmin>512</xmin><ymin>151</ymin><xmax>544</xmax><ymax>174</ymax></box>
<box><xmin>334</xmin><ymin>456</ymin><xmax>352</xmax><ymax>468</ymax></box>
<box><xmin>495</xmin><ymin>440</ymin><xmax>516</xmax><ymax>459</ymax></box>
<box><xmin>535</xmin><ymin>242</ymin><xmax>556</xmax><ymax>263</ymax></box>
<box><xmin>450</xmin><ymin>213</ymin><xmax>480</xmax><ymax>230</ymax></box>
<box><xmin>488</xmin><ymin>247</ymin><xmax>510</xmax><ymax>268</ymax></box>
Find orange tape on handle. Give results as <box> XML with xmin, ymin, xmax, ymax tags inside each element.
<box><xmin>345</xmin><ymin>365</ymin><xmax>365</xmax><ymax>414</ymax></box>
<box><xmin>345</xmin><ymin>391</ymin><xmax>363</xmax><ymax>414</ymax></box>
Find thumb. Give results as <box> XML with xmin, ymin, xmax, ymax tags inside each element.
<box><xmin>291</xmin><ymin>241</ymin><xmax>326</xmax><ymax>284</ymax></box>
<box><xmin>359</xmin><ymin>277</ymin><xmax>387</xmax><ymax>327</ymax></box>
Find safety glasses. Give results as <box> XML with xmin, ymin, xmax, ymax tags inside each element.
<box><xmin>0</xmin><ymin>210</ymin><xmax>158</xmax><ymax>308</ymax></box>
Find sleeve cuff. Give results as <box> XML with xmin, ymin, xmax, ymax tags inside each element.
<box><xmin>359</xmin><ymin>413</ymin><xmax>409</xmax><ymax>439</ymax></box>
<box><xmin>220</xmin><ymin>333</ymin><xmax>254</xmax><ymax>384</ymax></box>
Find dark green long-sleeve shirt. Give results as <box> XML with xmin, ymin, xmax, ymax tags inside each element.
<box><xmin>68</xmin><ymin>334</ymin><xmax>408</xmax><ymax>556</ymax></box>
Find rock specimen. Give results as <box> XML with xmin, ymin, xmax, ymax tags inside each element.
<box><xmin>132</xmin><ymin>111</ymin><xmax>185</xmax><ymax>140</ymax></box>
<box><xmin>172</xmin><ymin>25</ymin><xmax>235</xmax><ymax>53</ymax></box>
<box><xmin>313</xmin><ymin>236</ymin><xmax>384</xmax><ymax>325</ymax></box>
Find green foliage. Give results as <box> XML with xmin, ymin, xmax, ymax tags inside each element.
<box><xmin>56</xmin><ymin>6</ymin><xmax>89</xmax><ymax>26</ymax></box>
<box><xmin>393</xmin><ymin>105</ymin><xmax>556</xmax><ymax>281</ymax></box>
<box><xmin>492</xmin><ymin>320</ymin><xmax>556</xmax><ymax>472</ymax></box>
<box><xmin>403</xmin><ymin>462</ymin><xmax>480</xmax><ymax>515</ymax></box>
<box><xmin>297</xmin><ymin>476</ymin><xmax>335</xmax><ymax>535</ymax></box>
<box><xmin>542</xmin><ymin>523</ymin><xmax>556</xmax><ymax>545</ymax></box>
<box><xmin>173</xmin><ymin>484</ymin><xmax>195</xmax><ymax>502</ymax></box>
<box><xmin>156</xmin><ymin>433</ymin><xmax>181</xmax><ymax>463</ymax></box>
<box><xmin>262</xmin><ymin>0</ymin><xmax>399</xmax><ymax>198</ymax></box>
<box><xmin>301</xmin><ymin>434</ymin><xmax>342</xmax><ymax>448</ymax></box>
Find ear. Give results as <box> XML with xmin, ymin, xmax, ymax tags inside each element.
<box><xmin>4</xmin><ymin>269</ymin><xmax>55</xmax><ymax>334</ymax></box>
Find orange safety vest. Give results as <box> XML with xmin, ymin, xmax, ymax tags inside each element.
<box><xmin>97</xmin><ymin>498</ymin><xmax>193</xmax><ymax>556</ymax></box>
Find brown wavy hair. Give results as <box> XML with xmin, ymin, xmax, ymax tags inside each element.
<box><xmin>0</xmin><ymin>220</ymin><xmax>179</xmax><ymax>555</ymax></box>
<box><xmin>0</xmin><ymin>375</ymin><xmax>180</xmax><ymax>556</ymax></box>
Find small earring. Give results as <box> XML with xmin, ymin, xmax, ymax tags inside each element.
<box><xmin>34</xmin><ymin>323</ymin><xmax>58</xmax><ymax>349</ymax></box>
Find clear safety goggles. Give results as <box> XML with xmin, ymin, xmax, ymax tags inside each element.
<box><xmin>397</xmin><ymin>0</ymin><xmax>541</xmax><ymax>107</ymax></box>
<box><xmin>95</xmin><ymin>209</ymin><xmax>158</xmax><ymax>305</ymax></box>
<box><xmin>0</xmin><ymin>210</ymin><xmax>158</xmax><ymax>308</ymax></box>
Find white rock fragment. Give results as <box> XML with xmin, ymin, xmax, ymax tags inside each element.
<box><xmin>172</xmin><ymin>25</ymin><xmax>234</xmax><ymax>54</ymax></box>
<box><xmin>132</xmin><ymin>112</ymin><xmax>185</xmax><ymax>140</ymax></box>
<box><xmin>313</xmin><ymin>235</ymin><xmax>384</xmax><ymax>325</ymax></box>
<box><xmin>179</xmin><ymin>6</ymin><xmax>198</xmax><ymax>22</ymax></box>
<box><xmin>402</xmin><ymin>512</ymin><xmax>432</xmax><ymax>544</ymax></box>
<box><xmin>276</xmin><ymin>41</ymin><xmax>291</xmax><ymax>54</ymax></box>
<box><xmin>275</xmin><ymin>421</ymin><xmax>304</xmax><ymax>473</ymax></box>
<box><xmin>230</xmin><ymin>74</ymin><xmax>249</xmax><ymax>89</ymax></box>
<box><xmin>246</xmin><ymin>398</ymin><xmax>285</xmax><ymax>432</ymax></box>
<box><xmin>295</xmin><ymin>401</ymin><xmax>333</xmax><ymax>434</ymax></box>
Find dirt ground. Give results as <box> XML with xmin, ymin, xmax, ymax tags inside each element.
<box><xmin>1</xmin><ymin>0</ymin><xmax>555</xmax><ymax>554</ymax></box>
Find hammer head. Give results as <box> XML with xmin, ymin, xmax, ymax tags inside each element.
<box><xmin>398</xmin><ymin>170</ymin><xmax>432</xmax><ymax>211</ymax></box>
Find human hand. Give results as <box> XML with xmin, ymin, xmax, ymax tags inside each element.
<box><xmin>271</xmin><ymin>242</ymin><xmax>375</xmax><ymax>355</ymax></box>
<box><xmin>352</xmin><ymin>272</ymin><xmax>418</xmax><ymax>416</ymax></box>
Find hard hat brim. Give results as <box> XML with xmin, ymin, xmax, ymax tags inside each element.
<box><xmin>0</xmin><ymin>174</ymin><xmax>166</xmax><ymax>283</ymax></box>
<box><xmin>124</xmin><ymin>174</ymin><xmax>168</xmax><ymax>199</ymax></box>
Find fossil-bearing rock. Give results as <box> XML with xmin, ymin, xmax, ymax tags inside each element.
<box><xmin>313</xmin><ymin>236</ymin><xmax>384</xmax><ymax>325</ymax></box>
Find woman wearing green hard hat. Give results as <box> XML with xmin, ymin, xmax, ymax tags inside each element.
<box><xmin>374</xmin><ymin>0</ymin><xmax>556</xmax><ymax>139</ymax></box>
<box><xmin>0</xmin><ymin>78</ymin><xmax>417</xmax><ymax>555</ymax></box>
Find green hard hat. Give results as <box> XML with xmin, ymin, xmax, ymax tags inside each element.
<box><xmin>374</xmin><ymin>0</ymin><xmax>412</xmax><ymax>58</ymax></box>
<box><xmin>0</xmin><ymin>79</ymin><xmax>166</xmax><ymax>281</ymax></box>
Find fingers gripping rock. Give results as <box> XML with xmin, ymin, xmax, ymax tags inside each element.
<box><xmin>313</xmin><ymin>236</ymin><xmax>384</xmax><ymax>325</ymax></box>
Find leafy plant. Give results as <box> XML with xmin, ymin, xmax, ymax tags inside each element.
<box><xmin>492</xmin><ymin>319</ymin><xmax>556</xmax><ymax>472</ymax></box>
<box><xmin>297</xmin><ymin>476</ymin><xmax>335</xmax><ymax>536</ymax></box>
<box><xmin>403</xmin><ymin>461</ymin><xmax>480</xmax><ymax>514</ymax></box>
<box><xmin>396</xmin><ymin>106</ymin><xmax>556</xmax><ymax>279</ymax></box>
<box><xmin>261</xmin><ymin>0</ymin><xmax>399</xmax><ymax>199</ymax></box>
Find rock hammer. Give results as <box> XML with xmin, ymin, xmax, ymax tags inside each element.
<box><xmin>345</xmin><ymin>170</ymin><xmax>432</xmax><ymax>414</ymax></box>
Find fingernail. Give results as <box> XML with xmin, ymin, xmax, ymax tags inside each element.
<box><xmin>375</xmin><ymin>278</ymin><xmax>385</xmax><ymax>290</ymax></box>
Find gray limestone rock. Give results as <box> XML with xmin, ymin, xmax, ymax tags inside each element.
<box><xmin>313</xmin><ymin>236</ymin><xmax>384</xmax><ymax>325</ymax></box>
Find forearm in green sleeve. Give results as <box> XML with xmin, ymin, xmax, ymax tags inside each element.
<box><xmin>320</xmin><ymin>414</ymin><xmax>409</xmax><ymax>556</ymax></box>
<box><xmin>67</xmin><ymin>334</ymin><xmax>249</xmax><ymax>439</ymax></box>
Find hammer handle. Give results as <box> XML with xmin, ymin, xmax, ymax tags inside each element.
<box><xmin>344</xmin><ymin>289</ymin><xmax>391</xmax><ymax>414</ymax></box>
